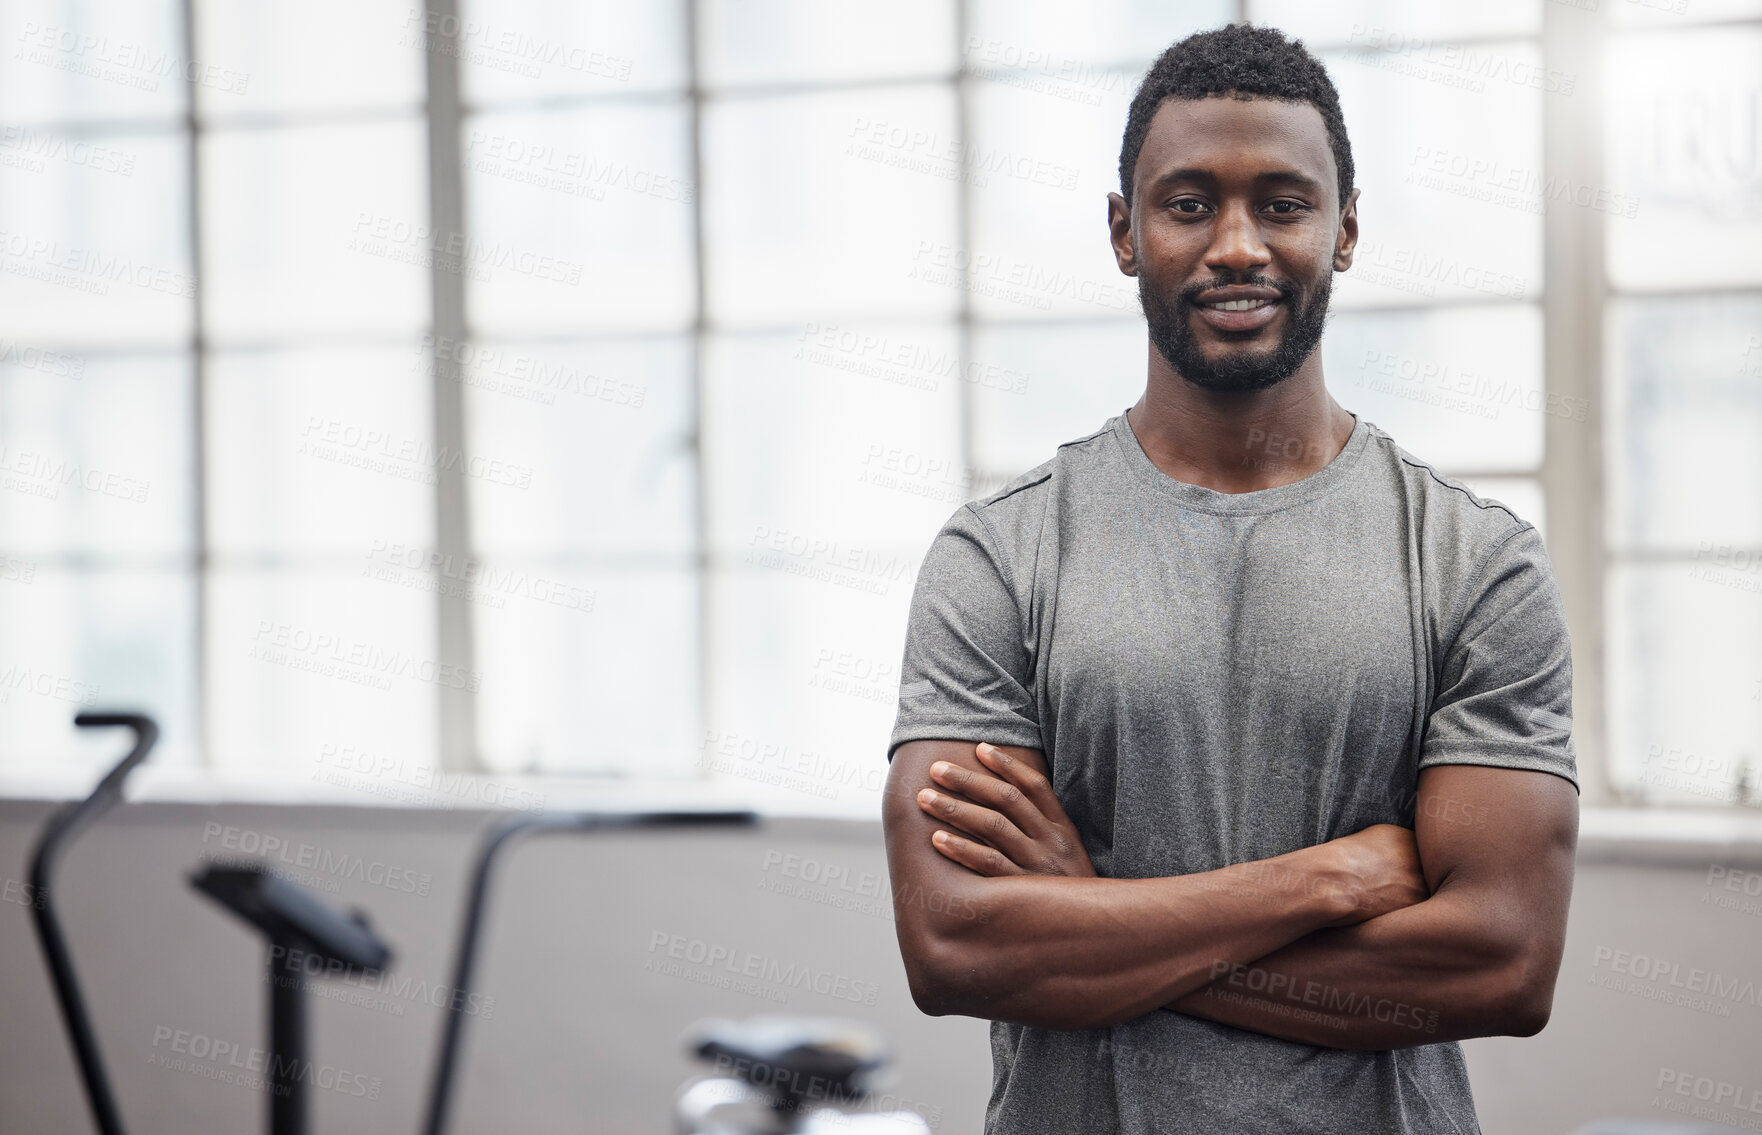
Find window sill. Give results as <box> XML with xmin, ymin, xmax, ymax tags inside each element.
<box><xmin>5</xmin><ymin>771</ymin><xmax>1760</xmax><ymax>862</ymax></box>
<box><xmin>0</xmin><ymin>765</ymin><xmax>888</xmax><ymax>821</ymax></box>
<box><xmin>1578</xmin><ymin>805</ymin><xmax>1762</xmax><ymax>866</ymax></box>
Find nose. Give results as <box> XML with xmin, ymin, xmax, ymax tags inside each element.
<box><xmin>1203</xmin><ymin>199</ymin><xmax>1272</xmax><ymax>277</ymax></box>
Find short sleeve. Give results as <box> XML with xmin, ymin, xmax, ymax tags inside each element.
<box><xmin>1419</xmin><ymin>523</ymin><xmax>1580</xmax><ymax>792</ymax></box>
<box><xmin>887</xmin><ymin>504</ymin><xmax>1041</xmax><ymax>762</ymax></box>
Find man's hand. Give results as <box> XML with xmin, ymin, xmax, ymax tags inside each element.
<box><xmin>914</xmin><ymin>741</ymin><xmax>1097</xmax><ymax>878</ymax></box>
<box><xmin>909</xmin><ymin>740</ymin><xmax>1430</xmax><ymax>923</ymax></box>
<box><xmin>912</xmin><ymin>742</ymin><xmax>1428</xmax><ymax>916</ymax></box>
<box><xmin>885</xmin><ymin>738</ymin><xmax>1433</xmax><ymax>1029</ymax></box>
<box><xmin>1167</xmin><ymin>765</ymin><xmax>1578</xmax><ymax>1048</ymax></box>
<box><xmin>1314</xmin><ymin>824</ymin><xmax>1429</xmax><ymax>927</ymax></box>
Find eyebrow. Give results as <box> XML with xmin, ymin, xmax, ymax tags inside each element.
<box><xmin>1146</xmin><ymin>167</ymin><xmax>1326</xmax><ymax>194</ymax></box>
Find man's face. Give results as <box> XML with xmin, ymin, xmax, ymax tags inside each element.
<box><xmin>1108</xmin><ymin>95</ymin><xmax>1357</xmax><ymax>393</ymax></box>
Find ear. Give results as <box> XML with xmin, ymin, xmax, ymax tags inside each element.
<box><xmin>1333</xmin><ymin>187</ymin><xmax>1360</xmax><ymax>272</ymax></box>
<box><xmin>1107</xmin><ymin>191</ymin><xmax>1137</xmax><ymax>276</ymax></box>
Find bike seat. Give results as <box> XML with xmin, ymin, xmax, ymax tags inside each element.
<box><xmin>686</xmin><ymin>1016</ymin><xmax>890</xmax><ymax>1105</ymax></box>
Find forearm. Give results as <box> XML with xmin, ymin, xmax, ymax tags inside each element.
<box><xmin>1166</xmin><ymin>884</ymin><xmax>1541</xmax><ymax>1049</ymax></box>
<box><xmin>910</xmin><ymin>848</ymin><xmax>1353</xmax><ymax>1030</ymax></box>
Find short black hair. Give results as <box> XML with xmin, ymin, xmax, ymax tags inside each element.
<box><xmin>1118</xmin><ymin>23</ymin><xmax>1354</xmax><ymax>210</ymax></box>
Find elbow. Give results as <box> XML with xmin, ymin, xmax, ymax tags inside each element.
<box><xmin>901</xmin><ymin>933</ymin><xmax>954</xmax><ymax>1016</ymax></box>
<box><xmin>893</xmin><ymin>876</ymin><xmax>1016</xmax><ymax>1018</ymax></box>
<box><xmin>891</xmin><ymin>882</ymin><xmax>1103</xmax><ymax>1030</ymax></box>
<box><xmin>902</xmin><ymin>925</ymin><xmax>1083</xmax><ymax>1025</ymax></box>
<box><xmin>1498</xmin><ymin>983</ymin><xmax>1553</xmax><ymax>1038</ymax></box>
<box><xmin>903</xmin><ymin>936</ymin><xmax>1109</xmax><ymax>1030</ymax></box>
<box><xmin>908</xmin><ymin>974</ymin><xmax>959</xmax><ymax>1019</ymax></box>
<box><xmin>902</xmin><ymin>932</ymin><xmax>986</xmax><ymax>1018</ymax></box>
<box><xmin>894</xmin><ymin>889</ymin><xmax>982</xmax><ymax>1017</ymax></box>
<box><xmin>1491</xmin><ymin>953</ymin><xmax>1558</xmax><ymax>1038</ymax></box>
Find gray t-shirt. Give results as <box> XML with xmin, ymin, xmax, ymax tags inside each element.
<box><xmin>887</xmin><ymin>407</ymin><xmax>1578</xmax><ymax>1135</ymax></box>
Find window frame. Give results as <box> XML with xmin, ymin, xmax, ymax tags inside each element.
<box><xmin>13</xmin><ymin>0</ymin><xmax>1761</xmax><ymax>820</ymax></box>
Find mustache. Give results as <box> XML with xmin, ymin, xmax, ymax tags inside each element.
<box><xmin>1174</xmin><ymin>274</ymin><xmax>1302</xmax><ymax>307</ymax></box>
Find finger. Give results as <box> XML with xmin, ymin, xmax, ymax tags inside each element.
<box><xmin>931</xmin><ymin>829</ymin><xmax>1024</xmax><ymax>877</ymax></box>
<box><xmin>974</xmin><ymin>744</ymin><xmax>1066</xmax><ymax>831</ymax></box>
<box><xmin>916</xmin><ymin>787</ymin><xmax>1034</xmax><ymax>862</ymax></box>
<box><xmin>928</xmin><ymin>759</ymin><xmax>1046</xmax><ymax>835</ymax></box>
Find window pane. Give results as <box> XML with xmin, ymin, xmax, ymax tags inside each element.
<box><xmin>704</xmin><ymin>86</ymin><xmax>961</xmax><ymax>325</ymax></box>
<box><xmin>208</xmin><ymin>345</ymin><xmax>434</xmax><ymax>558</ymax></box>
<box><xmin>475</xmin><ymin>567</ymin><xmax>697</xmax><ymax>775</ymax></box>
<box><xmin>0</xmin><ymin>351</ymin><xmax>192</xmax><ymax>558</ymax></box>
<box><xmin>699</xmin><ymin>0</ymin><xmax>955</xmax><ymax>89</ymax></box>
<box><xmin>1607</xmin><ymin>294</ymin><xmax>1762</xmax><ymax>551</ymax></box>
<box><xmin>707</xmin><ymin>566</ymin><xmax>909</xmax><ymax>816</ymax></box>
<box><xmin>704</xmin><ymin>327</ymin><xmax>963</xmax><ymax>556</ymax></box>
<box><xmin>0</xmin><ymin>0</ymin><xmax>187</xmax><ymax>123</ymax></box>
<box><xmin>1609</xmin><ymin>562</ymin><xmax>1762</xmax><ymax>806</ymax></box>
<box><xmin>1323</xmin><ymin>41</ymin><xmax>1544</xmax><ymax>310</ymax></box>
<box><xmin>967</xmin><ymin>0</ymin><xmax>1234</xmax><ymax>70</ymax></box>
<box><xmin>0</xmin><ymin>129</ymin><xmax>192</xmax><ymax>347</ymax></box>
<box><xmin>458</xmin><ymin>0</ymin><xmax>686</xmax><ymax>104</ymax></box>
<box><xmin>1247</xmin><ymin>0</ymin><xmax>1541</xmax><ymax>45</ymax></box>
<box><xmin>464</xmin><ymin>103</ymin><xmax>694</xmax><ymax>336</ymax></box>
<box><xmin>964</xmin><ymin>75</ymin><xmax>1141</xmax><ymax>322</ymax></box>
<box><xmin>1325</xmin><ymin>304</ymin><xmax>1547</xmax><ymax>472</ymax></box>
<box><xmin>194</xmin><ymin>0</ymin><xmax>421</xmax><ymax>120</ymax></box>
<box><xmin>202</xmin><ymin>119</ymin><xmax>428</xmax><ymax>342</ymax></box>
<box><xmin>464</xmin><ymin>337</ymin><xmax>694</xmax><ymax>558</ymax></box>
<box><xmin>0</xmin><ymin>567</ymin><xmax>197</xmax><ymax>775</ymax></box>
<box><xmin>969</xmin><ymin>320</ymin><xmax>1141</xmax><ymax>478</ymax></box>
<box><xmin>208</xmin><ymin>570</ymin><xmax>438</xmax><ymax>775</ymax></box>
<box><xmin>1610</xmin><ymin>0</ymin><xmax>1762</xmax><ymax>28</ymax></box>
<box><xmin>1605</xmin><ymin>27</ymin><xmax>1762</xmax><ymax>291</ymax></box>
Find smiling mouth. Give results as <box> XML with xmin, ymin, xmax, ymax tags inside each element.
<box><xmin>1188</xmin><ymin>293</ymin><xmax>1285</xmax><ymax>336</ymax></box>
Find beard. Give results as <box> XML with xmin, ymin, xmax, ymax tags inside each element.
<box><xmin>1139</xmin><ymin>268</ymin><xmax>1332</xmax><ymax>393</ymax></box>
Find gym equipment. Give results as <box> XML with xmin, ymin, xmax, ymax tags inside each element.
<box><xmin>27</xmin><ymin>712</ymin><xmax>159</xmax><ymax>1135</ymax></box>
<box><xmin>189</xmin><ymin>863</ymin><xmax>393</xmax><ymax>1135</ymax></box>
<box><xmin>673</xmin><ymin>1015</ymin><xmax>933</xmax><ymax>1134</ymax></box>
<box><xmin>26</xmin><ymin>713</ymin><xmax>934</xmax><ymax>1134</ymax></box>
<box><xmin>419</xmin><ymin>809</ymin><xmax>760</xmax><ymax>1135</ymax></box>
<box><xmin>31</xmin><ymin>713</ymin><xmax>398</xmax><ymax>1135</ymax></box>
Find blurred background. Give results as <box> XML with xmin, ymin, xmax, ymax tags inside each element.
<box><xmin>0</xmin><ymin>0</ymin><xmax>1759</xmax><ymax>1132</ymax></box>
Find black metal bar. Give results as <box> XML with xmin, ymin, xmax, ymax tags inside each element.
<box><xmin>418</xmin><ymin>809</ymin><xmax>759</xmax><ymax>1135</ymax></box>
<box><xmin>28</xmin><ymin>712</ymin><xmax>160</xmax><ymax>1135</ymax></box>
<box><xmin>269</xmin><ymin>950</ymin><xmax>307</xmax><ymax>1135</ymax></box>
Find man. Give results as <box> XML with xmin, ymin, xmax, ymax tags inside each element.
<box><xmin>880</xmin><ymin>23</ymin><xmax>1579</xmax><ymax>1135</ymax></box>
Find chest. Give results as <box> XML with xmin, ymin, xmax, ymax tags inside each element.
<box><xmin>1034</xmin><ymin>516</ymin><xmax>1431</xmax><ymax>867</ymax></box>
<box><xmin>1043</xmin><ymin>515</ymin><xmax>1417</xmax><ymax>695</ymax></box>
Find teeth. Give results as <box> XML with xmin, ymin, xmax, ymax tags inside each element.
<box><xmin>1211</xmin><ymin>298</ymin><xmax>1271</xmax><ymax>311</ymax></box>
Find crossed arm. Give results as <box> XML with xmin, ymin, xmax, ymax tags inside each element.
<box><xmin>881</xmin><ymin>738</ymin><xmax>1577</xmax><ymax>1049</ymax></box>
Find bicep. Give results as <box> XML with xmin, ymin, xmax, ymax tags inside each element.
<box><xmin>883</xmin><ymin>739</ymin><xmax>1047</xmax><ymax>947</ymax></box>
<box><xmin>1413</xmin><ymin>764</ymin><xmax>1577</xmax><ymax>945</ymax></box>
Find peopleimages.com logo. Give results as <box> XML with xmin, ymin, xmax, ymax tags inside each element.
<box><xmin>200</xmin><ymin>823</ymin><xmax>433</xmax><ymax>896</ymax></box>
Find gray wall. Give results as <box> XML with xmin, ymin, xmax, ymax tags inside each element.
<box><xmin>1</xmin><ymin>800</ymin><xmax>1758</xmax><ymax>1135</ymax></box>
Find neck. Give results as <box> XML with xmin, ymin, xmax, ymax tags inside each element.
<box><xmin>1125</xmin><ymin>345</ymin><xmax>1353</xmax><ymax>494</ymax></box>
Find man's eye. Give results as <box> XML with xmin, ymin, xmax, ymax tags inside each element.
<box><xmin>1169</xmin><ymin>199</ymin><xmax>1208</xmax><ymax>213</ymax></box>
<box><xmin>1266</xmin><ymin>200</ymin><xmax>1308</xmax><ymax>214</ymax></box>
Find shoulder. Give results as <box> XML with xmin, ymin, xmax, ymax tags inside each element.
<box><xmin>1359</xmin><ymin>419</ymin><xmax>1536</xmax><ymax>559</ymax></box>
<box><xmin>1357</xmin><ymin>421</ymin><xmax>1562</xmax><ymax>650</ymax></box>
<box><xmin>955</xmin><ymin>416</ymin><xmax>1116</xmax><ymax>552</ymax></box>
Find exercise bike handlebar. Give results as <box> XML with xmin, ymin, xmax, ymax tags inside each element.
<box><xmin>419</xmin><ymin>809</ymin><xmax>759</xmax><ymax>1135</ymax></box>
<box><xmin>28</xmin><ymin>711</ymin><xmax>161</xmax><ymax>1135</ymax></box>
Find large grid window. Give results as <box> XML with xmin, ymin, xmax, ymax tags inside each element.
<box><xmin>0</xmin><ymin>0</ymin><xmax>200</xmax><ymax>775</ymax></box>
<box><xmin>1603</xmin><ymin>2</ymin><xmax>1762</xmax><ymax>807</ymax></box>
<box><xmin>0</xmin><ymin>0</ymin><xmax>1755</xmax><ymax>814</ymax></box>
<box><xmin>198</xmin><ymin>2</ymin><xmax>435</xmax><ymax>780</ymax></box>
